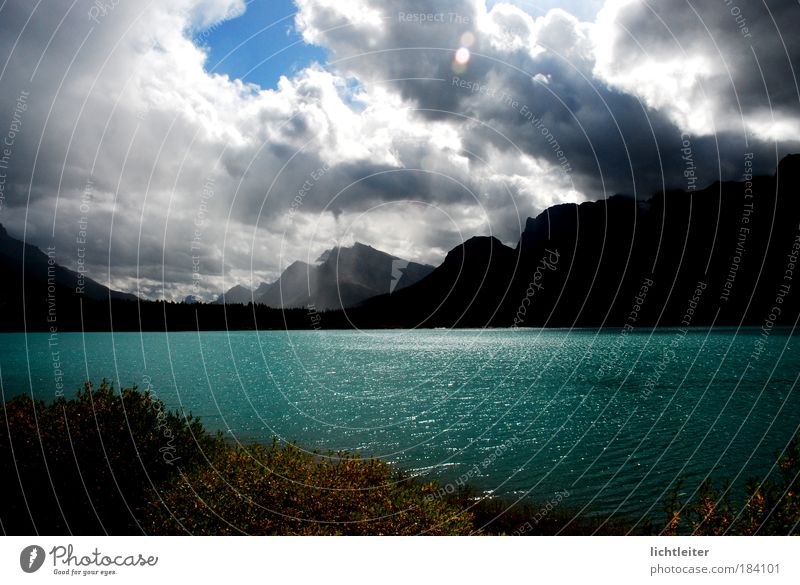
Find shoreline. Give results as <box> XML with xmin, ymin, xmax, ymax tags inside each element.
<box><xmin>2</xmin><ymin>382</ymin><xmax>796</xmax><ymax>535</ymax></box>
<box><xmin>2</xmin><ymin>324</ymin><xmax>797</xmax><ymax>334</ymax></box>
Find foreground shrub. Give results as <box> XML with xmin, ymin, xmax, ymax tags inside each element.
<box><xmin>664</xmin><ymin>433</ymin><xmax>799</xmax><ymax>535</ymax></box>
<box><xmin>1</xmin><ymin>385</ymin><xmax>471</xmax><ymax>535</ymax></box>
<box><xmin>0</xmin><ymin>382</ymin><xmax>218</xmax><ymax>534</ymax></box>
<box><xmin>12</xmin><ymin>383</ymin><xmax>793</xmax><ymax>536</ymax></box>
<box><xmin>443</xmin><ymin>486</ymin><xmax>638</xmax><ymax>536</ymax></box>
<box><xmin>144</xmin><ymin>441</ymin><xmax>473</xmax><ymax>535</ymax></box>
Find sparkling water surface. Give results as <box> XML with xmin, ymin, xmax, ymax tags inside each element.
<box><xmin>1</xmin><ymin>328</ymin><xmax>797</xmax><ymax>525</ymax></box>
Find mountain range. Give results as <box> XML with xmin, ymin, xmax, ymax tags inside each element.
<box><xmin>2</xmin><ymin>154</ymin><xmax>799</xmax><ymax>331</ymax></box>
<box><xmin>342</xmin><ymin>154</ymin><xmax>800</xmax><ymax>328</ymax></box>
<box><xmin>215</xmin><ymin>242</ymin><xmax>434</xmax><ymax>310</ymax></box>
<box><xmin>0</xmin><ymin>224</ymin><xmax>137</xmax><ymax>327</ymax></box>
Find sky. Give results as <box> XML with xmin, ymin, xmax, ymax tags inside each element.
<box><xmin>0</xmin><ymin>0</ymin><xmax>798</xmax><ymax>300</ymax></box>
<box><xmin>201</xmin><ymin>0</ymin><xmax>327</xmax><ymax>88</ymax></box>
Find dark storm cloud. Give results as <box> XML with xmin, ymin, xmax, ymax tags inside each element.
<box><xmin>599</xmin><ymin>0</ymin><xmax>800</xmax><ymax>114</ymax></box>
<box><xmin>1</xmin><ymin>0</ymin><xmax>798</xmax><ymax>299</ymax></box>
<box><xmin>298</xmin><ymin>0</ymin><xmax>800</xmax><ymax>200</ymax></box>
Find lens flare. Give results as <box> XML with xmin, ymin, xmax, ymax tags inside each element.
<box><xmin>454</xmin><ymin>47</ymin><xmax>471</xmax><ymax>65</ymax></box>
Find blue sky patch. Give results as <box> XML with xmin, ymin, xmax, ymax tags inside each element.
<box><xmin>196</xmin><ymin>0</ymin><xmax>327</xmax><ymax>89</ymax></box>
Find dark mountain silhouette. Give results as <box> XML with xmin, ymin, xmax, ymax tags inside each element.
<box><xmin>0</xmin><ymin>226</ymin><xmax>136</xmax><ymax>330</ymax></box>
<box><xmin>213</xmin><ymin>284</ymin><xmax>254</xmax><ymax>305</ymax></box>
<box><xmin>217</xmin><ymin>242</ymin><xmax>434</xmax><ymax>311</ymax></box>
<box><xmin>0</xmin><ymin>225</ymin><xmax>140</xmax><ymax>331</ymax></box>
<box><xmin>0</xmin><ymin>225</ymin><xmax>137</xmax><ymax>303</ymax></box>
<box><xmin>340</xmin><ymin>155</ymin><xmax>800</xmax><ymax>329</ymax></box>
<box><xmin>2</xmin><ymin>155</ymin><xmax>798</xmax><ymax>331</ymax></box>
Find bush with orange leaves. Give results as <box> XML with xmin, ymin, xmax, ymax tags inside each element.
<box><xmin>663</xmin><ymin>434</ymin><xmax>799</xmax><ymax>535</ymax></box>
<box><xmin>143</xmin><ymin>440</ymin><xmax>473</xmax><ymax>535</ymax></box>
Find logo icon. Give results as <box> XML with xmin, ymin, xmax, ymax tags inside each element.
<box><xmin>390</xmin><ymin>259</ymin><xmax>409</xmax><ymax>293</ymax></box>
<box><xmin>20</xmin><ymin>545</ymin><xmax>45</xmax><ymax>573</ymax></box>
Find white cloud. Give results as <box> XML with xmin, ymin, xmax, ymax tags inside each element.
<box><xmin>0</xmin><ymin>0</ymin><xmax>796</xmax><ymax>301</ymax></box>
<box><xmin>593</xmin><ymin>0</ymin><xmax>800</xmax><ymax>140</ymax></box>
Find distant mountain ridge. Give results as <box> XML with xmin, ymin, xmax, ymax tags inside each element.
<box><xmin>0</xmin><ymin>224</ymin><xmax>137</xmax><ymax>304</ymax></box>
<box><xmin>3</xmin><ymin>155</ymin><xmax>799</xmax><ymax>332</ymax></box>
<box><xmin>214</xmin><ymin>284</ymin><xmax>254</xmax><ymax>305</ymax></box>
<box><xmin>217</xmin><ymin>242</ymin><xmax>434</xmax><ymax>311</ymax></box>
<box><xmin>343</xmin><ymin>155</ymin><xmax>800</xmax><ymax>328</ymax></box>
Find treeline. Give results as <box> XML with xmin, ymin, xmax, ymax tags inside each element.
<box><xmin>0</xmin><ymin>296</ymin><xmax>349</xmax><ymax>332</ymax></box>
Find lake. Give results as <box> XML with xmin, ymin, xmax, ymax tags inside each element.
<box><xmin>1</xmin><ymin>327</ymin><xmax>798</xmax><ymax>529</ymax></box>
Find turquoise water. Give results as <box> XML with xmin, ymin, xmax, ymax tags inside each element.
<box><xmin>1</xmin><ymin>328</ymin><xmax>798</xmax><ymax>527</ymax></box>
